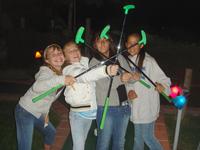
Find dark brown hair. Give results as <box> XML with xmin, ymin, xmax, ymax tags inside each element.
<box><xmin>92</xmin><ymin>32</ymin><xmax>116</xmax><ymax>60</ymax></box>
<box><xmin>126</xmin><ymin>33</ymin><xmax>145</xmax><ymax>69</ymax></box>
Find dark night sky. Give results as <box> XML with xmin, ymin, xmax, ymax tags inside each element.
<box><xmin>1</xmin><ymin>0</ymin><xmax>200</xmax><ymax>41</ymax></box>
<box><xmin>0</xmin><ymin>0</ymin><xmax>199</xmax><ymax>68</ymax></box>
<box><xmin>74</xmin><ymin>1</ymin><xmax>199</xmax><ymax>27</ymax></box>
<box><xmin>73</xmin><ymin>0</ymin><xmax>200</xmax><ymax>42</ymax></box>
<box><xmin>72</xmin><ymin>0</ymin><xmax>199</xmax><ymax>38</ymax></box>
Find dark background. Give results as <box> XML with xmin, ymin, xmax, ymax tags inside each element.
<box><xmin>0</xmin><ymin>0</ymin><xmax>199</xmax><ymax>69</ymax></box>
<box><xmin>1</xmin><ymin>0</ymin><xmax>199</xmax><ymax>37</ymax></box>
<box><xmin>0</xmin><ymin>0</ymin><xmax>199</xmax><ymax>106</ymax></box>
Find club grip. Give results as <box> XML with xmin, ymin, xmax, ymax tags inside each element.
<box><xmin>139</xmin><ymin>80</ymin><xmax>151</xmax><ymax>89</ymax></box>
<box><xmin>100</xmin><ymin>97</ymin><xmax>109</xmax><ymax>129</ymax></box>
<box><xmin>32</xmin><ymin>84</ymin><xmax>63</xmax><ymax>103</ymax></box>
<box><xmin>161</xmin><ymin>92</ymin><xmax>172</xmax><ymax>102</ymax></box>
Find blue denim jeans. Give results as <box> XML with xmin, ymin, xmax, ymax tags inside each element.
<box><xmin>69</xmin><ymin>111</ymin><xmax>93</xmax><ymax>150</ymax></box>
<box><xmin>15</xmin><ymin>104</ymin><xmax>56</xmax><ymax>150</ymax></box>
<box><xmin>133</xmin><ymin>121</ymin><xmax>163</xmax><ymax>150</ymax></box>
<box><xmin>96</xmin><ymin>105</ymin><xmax>131</xmax><ymax>150</ymax></box>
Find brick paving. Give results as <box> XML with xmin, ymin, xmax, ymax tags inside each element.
<box><xmin>155</xmin><ymin>112</ymin><xmax>171</xmax><ymax>150</ymax></box>
<box><xmin>51</xmin><ymin>101</ymin><xmax>172</xmax><ymax>150</ymax></box>
<box><xmin>51</xmin><ymin>101</ymin><xmax>70</xmax><ymax>150</ymax></box>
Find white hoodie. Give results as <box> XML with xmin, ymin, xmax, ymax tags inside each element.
<box><xmin>19</xmin><ymin>66</ymin><xmax>65</xmax><ymax>118</ymax></box>
<box><xmin>127</xmin><ymin>53</ymin><xmax>171</xmax><ymax>124</ymax></box>
<box><xmin>62</xmin><ymin>57</ymin><xmax>109</xmax><ymax>112</ymax></box>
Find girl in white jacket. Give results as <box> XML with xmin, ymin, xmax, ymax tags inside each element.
<box><xmin>125</xmin><ymin>33</ymin><xmax>171</xmax><ymax>150</ymax></box>
<box><xmin>62</xmin><ymin>41</ymin><xmax>118</xmax><ymax>150</ymax></box>
<box><xmin>15</xmin><ymin>44</ymin><xmax>75</xmax><ymax>150</ymax></box>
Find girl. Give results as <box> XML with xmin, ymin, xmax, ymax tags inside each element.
<box><xmin>89</xmin><ymin>34</ymin><xmax>139</xmax><ymax>150</ymax></box>
<box><xmin>15</xmin><ymin>44</ymin><xmax>75</xmax><ymax>150</ymax></box>
<box><xmin>62</xmin><ymin>41</ymin><xmax>118</xmax><ymax>150</ymax></box>
<box><xmin>125</xmin><ymin>32</ymin><xmax>171</xmax><ymax>150</ymax></box>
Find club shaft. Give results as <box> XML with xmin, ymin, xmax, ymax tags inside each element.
<box><xmin>117</xmin><ymin>14</ymin><xmax>127</xmax><ymax>50</ymax></box>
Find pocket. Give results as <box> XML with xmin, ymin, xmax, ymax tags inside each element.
<box><xmin>15</xmin><ymin>104</ymin><xmax>25</xmax><ymax>113</ymax></box>
<box><xmin>15</xmin><ymin>104</ymin><xmax>32</xmax><ymax>118</ymax></box>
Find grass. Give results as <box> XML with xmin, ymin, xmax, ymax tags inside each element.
<box><xmin>165</xmin><ymin>113</ymin><xmax>200</xmax><ymax>150</ymax></box>
<box><xmin>0</xmin><ymin>100</ymin><xmax>59</xmax><ymax>150</ymax></box>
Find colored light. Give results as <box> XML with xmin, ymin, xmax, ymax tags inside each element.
<box><xmin>172</xmin><ymin>95</ymin><xmax>187</xmax><ymax>109</ymax></box>
<box><xmin>35</xmin><ymin>51</ymin><xmax>42</xmax><ymax>59</ymax></box>
<box><xmin>170</xmin><ymin>86</ymin><xmax>182</xmax><ymax>98</ymax></box>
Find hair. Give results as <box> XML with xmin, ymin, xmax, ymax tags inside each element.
<box><xmin>43</xmin><ymin>43</ymin><xmax>63</xmax><ymax>75</ymax></box>
<box><xmin>62</xmin><ymin>40</ymin><xmax>81</xmax><ymax>68</ymax></box>
<box><xmin>126</xmin><ymin>33</ymin><xmax>145</xmax><ymax>69</ymax></box>
<box><xmin>92</xmin><ymin>32</ymin><xmax>116</xmax><ymax>60</ymax></box>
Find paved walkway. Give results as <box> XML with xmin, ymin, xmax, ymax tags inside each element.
<box><xmin>51</xmin><ymin>101</ymin><xmax>172</xmax><ymax>150</ymax></box>
<box><xmin>51</xmin><ymin>101</ymin><xmax>70</xmax><ymax>150</ymax></box>
<box><xmin>155</xmin><ymin>111</ymin><xmax>171</xmax><ymax>150</ymax></box>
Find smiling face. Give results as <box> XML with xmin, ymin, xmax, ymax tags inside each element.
<box><xmin>44</xmin><ymin>44</ymin><xmax>65</xmax><ymax>71</ymax></box>
<box><xmin>125</xmin><ymin>34</ymin><xmax>143</xmax><ymax>56</ymax></box>
<box><xmin>63</xmin><ymin>42</ymin><xmax>81</xmax><ymax>64</ymax></box>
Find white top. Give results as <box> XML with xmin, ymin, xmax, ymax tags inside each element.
<box><xmin>127</xmin><ymin>53</ymin><xmax>171</xmax><ymax>123</ymax></box>
<box><xmin>63</xmin><ymin>56</ymin><xmax>108</xmax><ymax>112</ymax></box>
<box><xmin>19</xmin><ymin>66</ymin><xmax>65</xmax><ymax>118</ymax></box>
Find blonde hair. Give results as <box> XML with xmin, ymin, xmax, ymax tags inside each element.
<box><xmin>43</xmin><ymin>43</ymin><xmax>63</xmax><ymax>75</ymax></box>
<box><xmin>43</xmin><ymin>43</ymin><xmax>62</xmax><ymax>60</ymax></box>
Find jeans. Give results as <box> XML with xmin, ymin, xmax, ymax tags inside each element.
<box><xmin>96</xmin><ymin>105</ymin><xmax>131</xmax><ymax>150</ymax></box>
<box><xmin>133</xmin><ymin>121</ymin><xmax>163</xmax><ymax>150</ymax></box>
<box><xmin>15</xmin><ymin>104</ymin><xmax>56</xmax><ymax>150</ymax></box>
<box><xmin>69</xmin><ymin>111</ymin><xmax>93</xmax><ymax>150</ymax></box>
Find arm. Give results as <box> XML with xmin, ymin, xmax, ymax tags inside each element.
<box><xmin>77</xmin><ymin>64</ymin><xmax>118</xmax><ymax>82</ymax></box>
<box><xmin>78</xmin><ymin>65</ymin><xmax>108</xmax><ymax>82</ymax></box>
<box><xmin>119</xmin><ymin>55</ymin><xmax>141</xmax><ymax>82</ymax></box>
<box><xmin>32</xmin><ymin>67</ymin><xmax>65</xmax><ymax>93</ymax></box>
<box><xmin>63</xmin><ymin>59</ymin><xmax>118</xmax><ymax>83</ymax></box>
<box><xmin>150</xmin><ymin>58</ymin><xmax>171</xmax><ymax>95</ymax></box>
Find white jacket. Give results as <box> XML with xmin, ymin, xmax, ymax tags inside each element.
<box><xmin>19</xmin><ymin>66</ymin><xmax>65</xmax><ymax>118</ymax></box>
<box><xmin>127</xmin><ymin>53</ymin><xmax>171</xmax><ymax>123</ymax></box>
<box><xmin>63</xmin><ymin>57</ymin><xmax>108</xmax><ymax>112</ymax></box>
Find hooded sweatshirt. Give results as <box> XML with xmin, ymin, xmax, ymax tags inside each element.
<box><xmin>126</xmin><ymin>53</ymin><xmax>171</xmax><ymax>124</ymax></box>
<box><xmin>19</xmin><ymin>66</ymin><xmax>65</xmax><ymax>118</ymax></box>
<box><xmin>89</xmin><ymin>54</ymin><xmax>131</xmax><ymax>106</ymax></box>
<box><xmin>62</xmin><ymin>57</ymin><xmax>109</xmax><ymax>112</ymax></box>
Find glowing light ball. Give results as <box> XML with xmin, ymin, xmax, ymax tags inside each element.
<box><xmin>170</xmin><ymin>86</ymin><xmax>182</xmax><ymax>98</ymax></box>
<box><xmin>172</xmin><ymin>95</ymin><xmax>187</xmax><ymax>109</ymax></box>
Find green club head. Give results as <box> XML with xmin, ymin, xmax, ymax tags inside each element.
<box><xmin>139</xmin><ymin>30</ymin><xmax>147</xmax><ymax>45</ymax></box>
<box><xmin>75</xmin><ymin>26</ymin><xmax>85</xmax><ymax>44</ymax></box>
<box><xmin>100</xmin><ymin>25</ymin><xmax>110</xmax><ymax>39</ymax></box>
<box><xmin>123</xmin><ymin>5</ymin><xmax>135</xmax><ymax>15</ymax></box>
